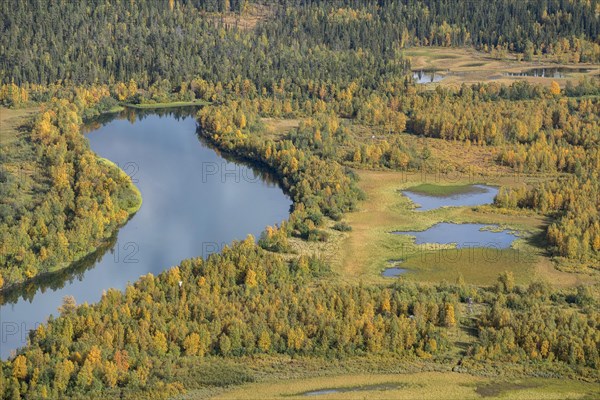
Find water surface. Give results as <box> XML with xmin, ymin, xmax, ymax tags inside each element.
<box><xmin>413</xmin><ymin>70</ymin><xmax>445</xmax><ymax>83</ymax></box>
<box><xmin>402</xmin><ymin>184</ymin><xmax>498</xmax><ymax>211</ymax></box>
<box><xmin>393</xmin><ymin>223</ymin><xmax>518</xmax><ymax>249</ymax></box>
<box><xmin>0</xmin><ymin>108</ymin><xmax>292</xmax><ymax>359</ymax></box>
<box><xmin>382</xmin><ymin>267</ymin><xmax>408</xmax><ymax>277</ymax></box>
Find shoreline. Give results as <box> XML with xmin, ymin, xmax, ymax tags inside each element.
<box><xmin>0</xmin><ymin>162</ymin><xmax>142</xmax><ymax>295</ymax></box>
<box><xmin>121</xmin><ymin>99</ymin><xmax>210</xmax><ymax>109</ymax></box>
<box><xmin>0</xmin><ymin>108</ymin><xmax>143</xmax><ymax>294</ymax></box>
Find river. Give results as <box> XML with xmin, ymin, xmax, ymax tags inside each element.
<box><xmin>0</xmin><ymin>107</ymin><xmax>292</xmax><ymax>359</ymax></box>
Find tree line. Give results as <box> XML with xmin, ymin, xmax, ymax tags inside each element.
<box><xmin>0</xmin><ymin>239</ymin><xmax>458</xmax><ymax>399</ymax></box>
<box><xmin>2</xmin><ymin>0</ymin><xmax>599</xmax><ymax>88</ymax></box>
<box><xmin>2</xmin><ymin>238</ymin><xmax>597</xmax><ymax>399</ymax></box>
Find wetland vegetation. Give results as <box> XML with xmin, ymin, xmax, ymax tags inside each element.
<box><xmin>401</xmin><ymin>184</ymin><xmax>498</xmax><ymax>211</ymax></box>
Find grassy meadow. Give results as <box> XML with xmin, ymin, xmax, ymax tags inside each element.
<box><xmin>216</xmin><ymin>373</ymin><xmax>599</xmax><ymax>400</ymax></box>
<box><xmin>402</xmin><ymin>47</ymin><xmax>600</xmax><ymax>89</ymax></box>
<box><xmin>404</xmin><ymin>183</ymin><xmax>488</xmax><ymax>196</ymax></box>
<box><xmin>186</xmin><ymin>369</ymin><xmax>599</xmax><ymax>400</ymax></box>
<box><xmin>337</xmin><ymin>169</ymin><xmax>595</xmax><ymax>287</ymax></box>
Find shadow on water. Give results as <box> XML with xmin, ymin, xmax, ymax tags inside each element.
<box><xmin>91</xmin><ymin>104</ymin><xmax>288</xmax><ymax>194</ymax></box>
<box><xmin>2</xmin><ymin>105</ymin><xmax>293</xmax><ymax>306</ymax></box>
<box><xmin>194</xmin><ymin>129</ymin><xmax>294</xmax><ymax>207</ymax></box>
<box><xmin>0</xmin><ymin>233</ymin><xmax>119</xmax><ymax>306</ymax></box>
<box><xmin>82</xmin><ymin>105</ymin><xmax>203</xmax><ymax>134</ymax></box>
<box><xmin>1</xmin><ymin>106</ymin><xmax>204</xmax><ymax>306</ymax></box>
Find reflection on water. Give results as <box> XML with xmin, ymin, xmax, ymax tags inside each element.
<box><xmin>505</xmin><ymin>67</ymin><xmax>591</xmax><ymax>78</ymax></box>
<box><xmin>402</xmin><ymin>185</ymin><xmax>498</xmax><ymax>211</ymax></box>
<box><xmin>0</xmin><ymin>107</ymin><xmax>292</xmax><ymax>359</ymax></box>
<box><xmin>0</xmin><ymin>233</ymin><xmax>118</xmax><ymax>306</ymax></box>
<box><xmin>413</xmin><ymin>70</ymin><xmax>445</xmax><ymax>83</ymax></box>
<box><xmin>392</xmin><ymin>223</ymin><xmax>518</xmax><ymax>249</ymax></box>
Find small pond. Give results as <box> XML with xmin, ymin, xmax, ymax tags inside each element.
<box><xmin>413</xmin><ymin>70</ymin><xmax>445</xmax><ymax>83</ymax></box>
<box><xmin>392</xmin><ymin>223</ymin><xmax>518</xmax><ymax>249</ymax></box>
<box><xmin>402</xmin><ymin>184</ymin><xmax>498</xmax><ymax>211</ymax></box>
<box><xmin>382</xmin><ymin>259</ymin><xmax>408</xmax><ymax>277</ymax></box>
<box><xmin>382</xmin><ymin>267</ymin><xmax>408</xmax><ymax>277</ymax></box>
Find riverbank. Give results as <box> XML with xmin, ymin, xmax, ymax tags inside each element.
<box><xmin>97</xmin><ymin>157</ymin><xmax>143</xmax><ymax>214</ymax></box>
<box><xmin>122</xmin><ymin>99</ymin><xmax>210</xmax><ymax>109</ymax></box>
<box><xmin>0</xmin><ymin>154</ymin><xmax>142</xmax><ymax>295</ymax></box>
<box><xmin>0</xmin><ymin>105</ymin><xmax>142</xmax><ymax>293</ymax></box>
<box><xmin>1</xmin><ymin>98</ymin><xmax>214</xmax><ymax>290</ymax></box>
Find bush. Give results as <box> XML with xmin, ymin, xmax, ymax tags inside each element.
<box><xmin>332</xmin><ymin>221</ymin><xmax>352</xmax><ymax>232</ymax></box>
<box><xmin>308</xmin><ymin>229</ymin><xmax>329</xmax><ymax>242</ymax></box>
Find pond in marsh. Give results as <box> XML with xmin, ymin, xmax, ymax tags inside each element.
<box><xmin>505</xmin><ymin>67</ymin><xmax>591</xmax><ymax>78</ymax></box>
<box><xmin>381</xmin><ymin>259</ymin><xmax>408</xmax><ymax>278</ymax></box>
<box><xmin>382</xmin><ymin>267</ymin><xmax>408</xmax><ymax>277</ymax></box>
<box><xmin>402</xmin><ymin>184</ymin><xmax>498</xmax><ymax>211</ymax></box>
<box><xmin>0</xmin><ymin>107</ymin><xmax>292</xmax><ymax>359</ymax></box>
<box><xmin>392</xmin><ymin>223</ymin><xmax>518</xmax><ymax>249</ymax></box>
<box><xmin>413</xmin><ymin>70</ymin><xmax>446</xmax><ymax>83</ymax></box>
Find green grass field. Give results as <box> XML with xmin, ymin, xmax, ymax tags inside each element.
<box><xmin>401</xmin><ymin>46</ymin><xmax>600</xmax><ymax>89</ymax></box>
<box><xmin>400</xmin><ymin>247</ymin><xmax>536</xmax><ymax>284</ymax></box>
<box><xmin>404</xmin><ymin>183</ymin><xmax>489</xmax><ymax>197</ymax></box>
<box><xmin>203</xmin><ymin>371</ymin><xmax>599</xmax><ymax>399</ymax></box>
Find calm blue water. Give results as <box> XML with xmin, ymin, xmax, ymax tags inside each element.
<box><xmin>381</xmin><ymin>267</ymin><xmax>408</xmax><ymax>277</ymax></box>
<box><xmin>0</xmin><ymin>108</ymin><xmax>292</xmax><ymax>359</ymax></box>
<box><xmin>393</xmin><ymin>223</ymin><xmax>518</xmax><ymax>249</ymax></box>
<box><xmin>402</xmin><ymin>185</ymin><xmax>498</xmax><ymax>211</ymax></box>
